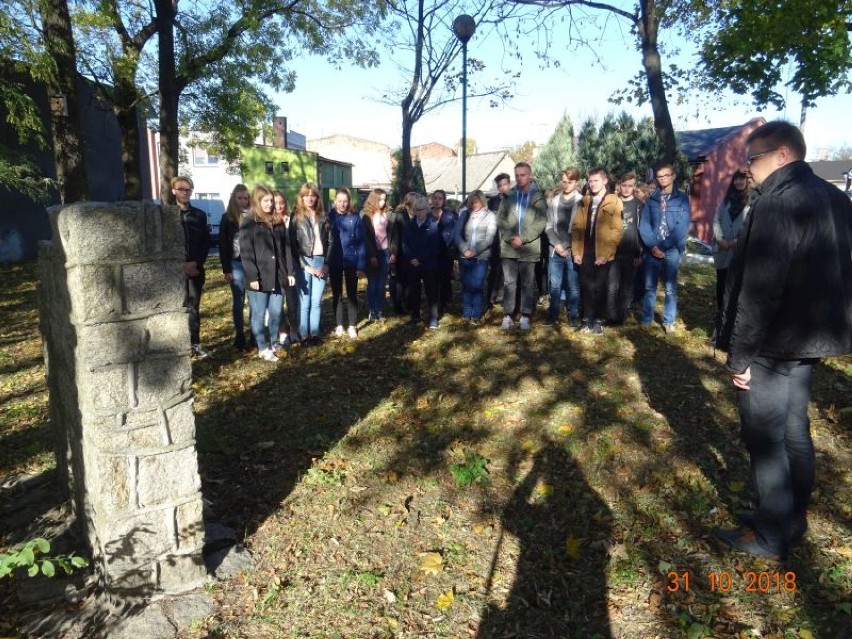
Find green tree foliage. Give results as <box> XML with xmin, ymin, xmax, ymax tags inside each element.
<box><xmin>575</xmin><ymin>112</ymin><xmax>662</xmax><ymax>181</ymax></box>
<box><xmin>533</xmin><ymin>113</ymin><xmax>574</xmax><ymax>192</ymax></box>
<box><xmin>696</xmin><ymin>0</ymin><xmax>852</xmax><ymax>109</ymax></box>
<box><xmin>72</xmin><ymin>0</ymin><xmax>386</xmax><ymax>200</ymax></box>
<box><xmin>0</xmin><ymin>9</ymin><xmax>59</xmax><ymax>201</ymax></box>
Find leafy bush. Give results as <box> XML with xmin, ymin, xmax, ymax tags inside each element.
<box><xmin>0</xmin><ymin>537</ymin><xmax>88</xmax><ymax>579</ymax></box>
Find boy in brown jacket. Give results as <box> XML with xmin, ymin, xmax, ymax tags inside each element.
<box><xmin>571</xmin><ymin>167</ymin><xmax>623</xmax><ymax>334</ymax></box>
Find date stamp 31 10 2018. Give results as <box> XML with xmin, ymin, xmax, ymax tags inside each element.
<box><xmin>667</xmin><ymin>570</ymin><xmax>797</xmax><ymax>594</ymax></box>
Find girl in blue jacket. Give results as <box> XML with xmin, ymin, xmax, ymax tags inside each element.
<box><xmin>327</xmin><ymin>188</ymin><xmax>367</xmax><ymax>338</ymax></box>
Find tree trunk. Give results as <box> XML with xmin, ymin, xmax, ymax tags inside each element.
<box><xmin>399</xmin><ymin>107</ymin><xmax>414</xmax><ymax>198</ymax></box>
<box><xmin>155</xmin><ymin>0</ymin><xmax>180</xmax><ymax>203</ymax></box>
<box><xmin>39</xmin><ymin>0</ymin><xmax>88</xmax><ymax>203</ymax></box>
<box><xmin>637</xmin><ymin>0</ymin><xmax>677</xmax><ymax>165</ymax></box>
<box><xmin>114</xmin><ymin>79</ymin><xmax>143</xmax><ymax>199</ymax></box>
<box><xmin>799</xmin><ymin>101</ymin><xmax>807</xmax><ymax>133</ymax></box>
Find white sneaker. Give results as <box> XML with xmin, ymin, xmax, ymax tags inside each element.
<box><xmin>347</xmin><ymin>326</ymin><xmax>358</xmax><ymax>339</ymax></box>
<box><xmin>519</xmin><ymin>316</ymin><xmax>531</xmax><ymax>331</ymax></box>
<box><xmin>500</xmin><ymin>316</ymin><xmax>514</xmax><ymax>330</ymax></box>
<box><xmin>334</xmin><ymin>325</ymin><xmax>344</xmax><ymax>337</ymax></box>
<box><xmin>191</xmin><ymin>344</ymin><xmax>209</xmax><ymax>359</ymax></box>
<box><xmin>258</xmin><ymin>348</ymin><xmax>278</xmax><ymax>362</ymax></box>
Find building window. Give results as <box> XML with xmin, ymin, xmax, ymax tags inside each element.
<box><xmin>280</xmin><ymin>161</ymin><xmax>290</xmax><ymax>174</ymax></box>
<box><xmin>192</xmin><ymin>147</ymin><xmax>220</xmax><ymax>166</ymax></box>
<box><xmin>265</xmin><ymin>161</ymin><xmax>274</xmax><ymax>175</ymax></box>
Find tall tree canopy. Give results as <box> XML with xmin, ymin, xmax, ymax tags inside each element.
<box><xmin>511</xmin><ymin>0</ymin><xmax>680</xmax><ymax>165</ymax></box>
<box><xmin>72</xmin><ymin>0</ymin><xmax>386</xmax><ymax>200</ymax></box>
<box><xmin>696</xmin><ymin>0</ymin><xmax>852</xmax><ymax>110</ymax></box>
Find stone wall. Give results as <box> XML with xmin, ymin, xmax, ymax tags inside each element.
<box><xmin>38</xmin><ymin>201</ymin><xmax>206</xmax><ymax>599</ymax></box>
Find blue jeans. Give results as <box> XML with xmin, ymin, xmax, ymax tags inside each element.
<box><xmin>642</xmin><ymin>248</ymin><xmax>681</xmax><ymax>325</ymax></box>
<box><xmin>548</xmin><ymin>252</ymin><xmax>580</xmax><ymax>321</ymax></box>
<box><xmin>247</xmin><ymin>290</ymin><xmax>283</xmax><ymax>352</ymax></box>
<box><xmin>229</xmin><ymin>260</ymin><xmax>247</xmax><ymax>338</ymax></box>
<box><xmin>459</xmin><ymin>258</ymin><xmax>488</xmax><ymax>319</ymax></box>
<box><xmin>366</xmin><ymin>249</ymin><xmax>389</xmax><ymax>314</ymax></box>
<box><xmin>738</xmin><ymin>357</ymin><xmax>815</xmax><ymax>554</ymax></box>
<box><xmin>297</xmin><ymin>256</ymin><xmax>326</xmax><ymax>337</ymax></box>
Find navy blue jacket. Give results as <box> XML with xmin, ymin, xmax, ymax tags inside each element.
<box><xmin>327</xmin><ymin>209</ymin><xmax>367</xmax><ymax>271</ymax></box>
<box><xmin>402</xmin><ymin>215</ymin><xmax>442</xmax><ymax>271</ymax></box>
<box><xmin>638</xmin><ymin>186</ymin><xmax>690</xmax><ymax>252</ymax></box>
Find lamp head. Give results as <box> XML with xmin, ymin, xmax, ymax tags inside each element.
<box><xmin>453</xmin><ymin>14</ymin><xmax>476</xmax><ymax>44</ymax></box>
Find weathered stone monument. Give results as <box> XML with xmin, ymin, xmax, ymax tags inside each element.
<box><xmin>37</xmin><ymin>201</ymin><xmax>207</xmax><ymax>600</ymax></box>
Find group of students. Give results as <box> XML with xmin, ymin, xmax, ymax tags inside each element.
<box><xmin>177</xmin><ymin>159</ymin><xmax>750</xmax><ymax>362</ymax></box>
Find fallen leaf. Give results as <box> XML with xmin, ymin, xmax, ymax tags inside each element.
<box><xmin>557</xmin><ymin>424</ymin><xmax>575</xmax><ymax>436</ymax></box>
<box><xmin>435</xmin><ymin>589</ymin><xmax>454</xmax><ymax>611</ymax></box>
<box><xmin>799</xmin><ymin>630</ymin><xmax>815</xmax><ymax>639</ymax></box>
<box><xmin>419</xmin><ymin>552</ymin><xmax>444</xmax><ymax>575</ymax></box>
<box><xmin>727</xmin><ymin>480</ymin><xmax>746</xmax><ymax>493</ymax></box>
<box><xmin>383</xmin><ymin>589</ymin><xmax>397</xmax><ymax>604</ymax></box>
<box><xmin>534</xmin><ymin>481</ymin><xmax>553</xmax><ymax>498</ymax></box>
<box><xmin>565</xmin><ymin>536</ymin><xmax>582</xmax><ymax>560</ymax></box>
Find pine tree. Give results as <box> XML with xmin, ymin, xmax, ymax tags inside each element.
<box><xmin>534</xmin><ymin>114</ymin><xmax>575</xmax><ymax>193</ymax></box>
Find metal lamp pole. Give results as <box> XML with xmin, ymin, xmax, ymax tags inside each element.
<box><xmin>453</xmin><ymin>14</ymin><xmax>476</xmax><ymax>202</ymax></box>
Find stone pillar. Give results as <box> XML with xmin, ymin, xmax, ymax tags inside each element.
<box><xmin>38</xmin><ymin>201</ymin><xmax>206</xmax><ymax>599</ymax></box>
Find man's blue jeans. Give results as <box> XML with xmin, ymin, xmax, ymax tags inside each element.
<box><xmin>247</xmin><ymin>290</ymin><xmax>283</xmax><ymax>352</ymax></box>
<box><xmin>548</xmin><ymin>252</ymin><xmax>580</xmax><ymax>321</ymax></box>
<box><xmin>738</xmin><ymin>357</ymin><xmax>815</xmax><ymax>554</ymax></box>
<box><xmin>297</xmin><ymin>256</ymin><xmax>326</xmax><ymax>337</ymax></box>
<box><xmin>642</xmin><ymin>248</ymin><xmax>681</xmax><ymax>325</ymax></box>
<box><xmin>459</xmin><ymin>257</ymin><xmax>488</xmax><ymax>319</ymax></box>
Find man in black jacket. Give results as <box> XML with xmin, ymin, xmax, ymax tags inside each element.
<box><xmin>714</xmin><ymin>121</ymin><xmax>852</xmax><ymax>559</ymax></box>
<box><xmin>173</xmin><ymin>176</ymin><xmax>211</xmax><ymax>358</ymax></box>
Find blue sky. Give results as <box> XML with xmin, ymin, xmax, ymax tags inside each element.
<box><xmin>275</xmin><ymin>12</ymin><xmax>852</xmax><ymax>160</ymax></box>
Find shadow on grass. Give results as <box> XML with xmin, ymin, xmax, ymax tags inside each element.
<box><xmin>193</xmin><ymin>315</ymin><xmax>416</xmax><ymax>539</ymax></box>
<box><xmin>476</xmin><ymin>441</ymin><xmax>613</xmax><ymax>638</ymax></box>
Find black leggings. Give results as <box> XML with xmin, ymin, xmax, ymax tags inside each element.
<box><xmin>330</xmin><ymin>267</ymin><xmax>359</xmax><ymax>327</ymax></box>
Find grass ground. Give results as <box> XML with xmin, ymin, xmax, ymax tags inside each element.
<box><xmin>1</xmin><ymin>257</ymin><xmax>851</xmax><ymax>638</ymax></box>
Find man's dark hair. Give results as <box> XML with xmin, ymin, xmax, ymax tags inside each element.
<box><xmin>655</xmin><ymin>163</ymin><xmax>675</xmax><ymax>175</ymax></box>
<box><xmin>588</xmin><ymin>166</ymin><xmax>608</xmax><ymax>179</ymax></box>
<box><xmin>495</xmin><ymin>172</ymin><xmax>510</xmax><ymax>184</ymax></box>
<box><xmin>514</xmin><ymin>162</ymin><xmax>532</xmax><ymax>172</ymax></box>
<box><xmin>618</xmin><ymin>171</ymin><xmax>637</xmax><ymax>184</ymax></box>
<box><xmin>746</xmin><ymin>120</ymin><xmax>807</xmax><ymax>159</ymax></box>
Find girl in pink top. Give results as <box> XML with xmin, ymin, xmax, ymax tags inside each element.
<box><xmin>361</xmin><ymin>188</ymin><xmax>391</xmax><ymax>320</ymax></box>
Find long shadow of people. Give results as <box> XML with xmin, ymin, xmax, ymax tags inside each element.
<box><xmin>477</xmin><ymin>441</ymin><xmax>613</xmax><ymax>639</ymax></box>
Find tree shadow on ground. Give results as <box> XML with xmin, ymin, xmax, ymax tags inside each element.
<box><xmin>476</xmin><ymin>440</ymin><xmax>613</xmax><ymax>639</ymax></box>
<box><xmin>194</xmin><ymin>316</ymin><xmax>416</xmax><ymax>539</ymax></box>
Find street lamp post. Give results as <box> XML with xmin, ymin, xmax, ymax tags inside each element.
<box><xmin>453</xmin><ymin>14</ymin><xmax>476</xmax><ymax>202</ymax></box>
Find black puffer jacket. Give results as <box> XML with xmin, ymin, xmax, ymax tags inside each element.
<box><xmin>239</xmin><ymin>218</ymin><xmax>294</xmax><ymax>292</ymax></box>
<box><xmin>718</xmin><ymin>161</ymin><xmax>852</xmax><ymax>373</ymax></box>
